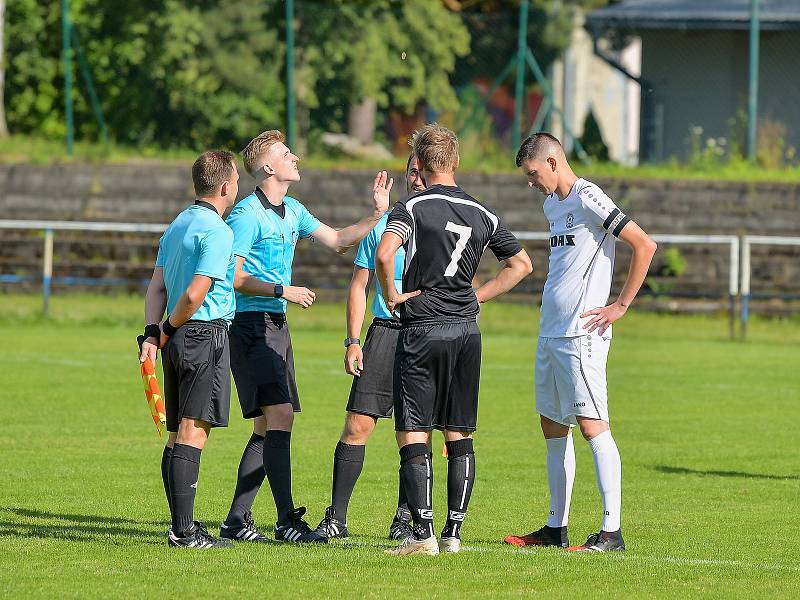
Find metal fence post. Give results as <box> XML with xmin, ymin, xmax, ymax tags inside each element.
<box><xmin>286</xmin><ymin>0</ymin><xmax>296</xmax><ymax>150</ymax></box>
<box><xmin>748</xmin><ymin>0</ymin><xmax>760</xmax><ymax>161</ymax></box>
<box><xmin>512</xmin><ymin>0</ymin><xmax>529</xmax><ymax>152</ymax></box>
<box><xmin>62</xmin><ymin>0</ymin><xmax>74</xmax><ymax>156</ymax></box>
<box><xmin>43</xmin><ymin>229</ymin><xmax>54</xmax><ymax>316</ymax></box>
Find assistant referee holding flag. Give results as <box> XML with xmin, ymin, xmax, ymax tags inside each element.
<box><xmin>140</xmin><ymin>150</ymin><xmax>239</xmax><ymax>549</ymax></box>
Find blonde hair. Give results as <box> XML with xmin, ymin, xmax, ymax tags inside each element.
<box><xmin>241</xmin><ymin>130</ymin><xmax>285</xmax><ymax>176</ymax></box>
<box><xmin>411</xmin><ymin>123</ymin><xmax>459</xmax><ymax>173</ymax></box>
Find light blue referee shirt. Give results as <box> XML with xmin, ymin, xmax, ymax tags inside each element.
<box><xmin>354</xmin><ymin>213</ymin><xmax>404</xmax><ymax>320</ymax></box>
<box><xmin>155</xmin><ymin>202</ymin><xmax>236</xmax><ymax>322</ymax></box>
<box><xmin>226</xmin><ymin>189</ymin><xmax>321</xmax><ymax>314</ymax></box>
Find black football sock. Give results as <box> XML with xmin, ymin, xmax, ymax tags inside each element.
<box><xmin>331</xmin><ymin>441</ymin><xmax>365</xmax><ymax>523</ymax></box>
<box><xmin>443</xmin><ymin>438</ymin><xmax>475</xmax><ymax>539</ymax></box>
<box><xmin>263</xmin><ymin>430</ymin><xmax>294</xmax><ymax>524</ymax></box>
<box><xmin>397</xmin><ymin>465</ymin><xmax>410</xmax><ymax>516</ymax></box>
<box><xmin>169</xmin><ymin>443</ymin><xmax>202</xmax><ymax>537</ymax></box>
<box><xmin>225</xmin><ymin>432</ymin><xmax>266</xmax><ymax>526</ymax></box>
<box><xmin>399</xmin><ymin>443</ymin><xmax>433</xmax><ymax>540</ymax></box>
<box><xmin>161</xmin><ymin>445</ymin><xmax>173</xmax><ymax>519</ymax></box>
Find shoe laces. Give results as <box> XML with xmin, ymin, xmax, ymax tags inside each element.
<box><xmin>242</xmin><ymin>512</ymin><xmax>262</xmax><ymax>535</ymax></box>
<box><xmin>584</xmin><ymin>532</ymin><xmax>601</xmax><ymax>547</ymax></box>
<box><xmin>286</xmin><ymin>507</ymin><xmax>313</xmax><ymax>534</ymax></box>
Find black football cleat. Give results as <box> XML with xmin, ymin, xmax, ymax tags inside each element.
<box><xmin>314</xmin><ymin>506</ymin><xmax>349</xmax><ymax>539</ymax></box>
<box><xmin>566</xmin><ymin>530</ymin><xmax>625</xmax><ymax>552</ymax></box>
<box><xmin>168</xmin><ymin>521</ymin><xmax>233</xmax><ymax>549</ymax></box>
<box><xmin>389</xmin><ymin>507</ymin><xmax>413</xmax><ymax>540</ymax></box>
<box><xmin>220</xmin><ymin>512</ymin><xmax>271</xmax><ymax>543</ymax></box>
<box><xmin>275</xmin><ymin>507</ymin><xmax>328</xmax><ymax>543</ymax></box>
<box><xmin>504</xmin><ymin>525</ymin><xmax>569</xmax><ymax>548</ymax></box>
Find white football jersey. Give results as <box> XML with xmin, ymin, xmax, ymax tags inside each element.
<box><xmin>539</xmin><ymin>178</ymin><xmax>629</xmax><ymax>338</ymax></box>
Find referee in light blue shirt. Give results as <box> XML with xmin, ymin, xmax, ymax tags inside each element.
<box><xmin>314</xmin><ymin>155</ymin><xmax>424</xmax><ymax>541</ymax></box>
<box><xmin>139</xmin><ymin>150</ymin><xmax>239</xmax><ymax>549</ymax></box>
<box><xmin>219</xmin><ymin>130</ymin><xmax>392</xmax><ymax>544</ymax></box>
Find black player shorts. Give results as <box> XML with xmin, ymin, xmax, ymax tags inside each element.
<box><xmin>162</xmin><ymin>319</ymin><xmax>231</xmax><ymax>433</ymax></box>
<box><xmin>346</xmin><ymin>318</ymin><xmax>401</xmax><ymax>419</ymax></box>
<box><xmin>394</xmin><ymin>318</ymin><xmax>481</xmax><ymax>432</ymax></box>
<box><xmin>229</xmin><ymin>311</ymin><xmax>300</xmax><ymax>419</ymax></box>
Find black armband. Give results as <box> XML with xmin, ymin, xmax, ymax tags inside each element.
<box><xmin>161</xmin><ymin>318</ymin><xmax>178</xmax><ymax>337</ymax></box>
<box><xmin>143</xmin><ymin>323</ymin><xmax>161</xmax><ymax>340</ymax></box>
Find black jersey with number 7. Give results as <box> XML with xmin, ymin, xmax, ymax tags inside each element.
<box><xmin>384</xmin><ymin>184</ymin><xmax>522</xmax><ymax>323</ymax></box>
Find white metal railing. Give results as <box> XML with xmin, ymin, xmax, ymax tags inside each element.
<box><xmin>740</xmin><ymin>235</ymin><xmax>800</xmax><ymax>337</ymax></box>
<box><xmin>0</xmin><ymin>219</ymin><xmax>168</xmax><ymax>314</ymax></box>
<box><xmin>0</xmin><ymin>220</ymin><xmax>796</xmax><ymax>338</ymax></box>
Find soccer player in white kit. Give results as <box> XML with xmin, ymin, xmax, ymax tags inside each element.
<box><xmin>504</xmin><ymin>133</ymin><xmax>657</xmax><ymax>552</ymax></box>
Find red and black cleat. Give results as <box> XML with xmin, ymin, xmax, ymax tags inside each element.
<box><xmin>504</xmin><ymin>525</ymin><xmax>569</xmax><ymax>548</ymax></box>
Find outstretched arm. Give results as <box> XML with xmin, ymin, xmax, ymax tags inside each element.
<box><xmin>581</xmin><ymin>221</ymin><xmax>657</xmax><ymax>334</ymax></box>
<box><xmin>309</xmin><ymin>171</ymin><xmax>392</xmax><ymax>254</ymax></box>
<box><xmin>475</xmin><ymin>249</ymin><xmax>533</xmax><ymax>304</ymax></box>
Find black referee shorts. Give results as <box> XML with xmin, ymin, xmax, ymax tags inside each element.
<box><xmin>162</xmin><ymin>319</ymin><xmax>231</xmax><ymax>433</ymax></box>
<box><xmin>229</xmin><ymin>311</ymin><xmax>300</xmax><ymax>419</ymax></box>
<box><xmin>346</xmin><ymin>318</ymin><xmax>400</xmax><ymax>419</ymax></box>
<box><xmin>393</xmin><ymin>319</ymin><xmax>481</xmax><ymax>432</ymax></box>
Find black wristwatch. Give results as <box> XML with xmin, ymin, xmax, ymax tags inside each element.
<box><xmin>344</xmin><ymin>337</ymin><xmax>361</xmax><ymax>347</ymax></box>
<box><xmin>274</xmin><ymin>284</ymin><xmax>284</xmax><ymax>298</ymax></box>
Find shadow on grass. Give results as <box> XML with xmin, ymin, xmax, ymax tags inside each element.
<box><xmin>654</xmin><ymin>465</ymin><xmax>799</xmax><ymax>481</ymax></box>
<box><xmin>0</xmin><ymin>506</ymin><xmax>165</xmax><ymax>543</ymax></box>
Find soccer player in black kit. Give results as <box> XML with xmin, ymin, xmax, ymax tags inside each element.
<box><xmin>376</xmin><ymin>124</ymin><xmax>533</xmax><ymax>556</ymax></box>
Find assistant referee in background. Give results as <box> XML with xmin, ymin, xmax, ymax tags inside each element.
<box><xmin>139</xmin><ymin>150</ymin><xmax>239</xmax><ymax>549</ymax></box>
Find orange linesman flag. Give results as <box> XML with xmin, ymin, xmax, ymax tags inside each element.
<box><xmin>137</xmin><ymin>335</ymin><xmax>167</xmax><ymax>436</ymax></box>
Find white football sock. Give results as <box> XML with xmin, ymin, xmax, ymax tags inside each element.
<box><xmin>545</xmin><ymin>434</ymin><xmax>575</xmax><ymax>528</ymax></box>
<box><xmin>588</xmin><ymin>430</ymin><xmax>622</xmax><ymax>532</ymax></box>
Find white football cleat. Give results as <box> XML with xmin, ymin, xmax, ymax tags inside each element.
<box><xmin>385</xmin><ymin>535</ymin><xmax>440</xmax><ymax>556</ymax></box>
<box><xmin>439</xmin><ymin>536</ymin><xmax>461</xmax><ymax>553</ymax></box>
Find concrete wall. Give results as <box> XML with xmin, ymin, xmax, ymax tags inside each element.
<box><xmin>1</xmin><ymin>163</ymin><xmax>799</xmax><ymax>302</ymax></box>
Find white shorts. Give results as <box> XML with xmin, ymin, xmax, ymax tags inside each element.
<box><xmin>535</xmin><ymin>333</ymin><xmax>611</xmax><ymax>426</ymax></box>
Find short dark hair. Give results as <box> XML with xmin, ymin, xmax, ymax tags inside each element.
<box><xmin>192</xmin><ymin>150</ymin><xmax>235</xmax><ymax>196</ymax></box>
<box><xmin>515</xmin><ymin>132</ymin><xmax>563</xmax><ymax>167</ymax></box>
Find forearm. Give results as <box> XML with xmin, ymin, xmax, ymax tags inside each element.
<box><xmin>475</xmin><ymin>264</ymin><xmax>528</xmax><ymax>304</ymax></box>
<box><xmin>375</xmin><ymin>257</ymin><xmax>396</xmax><ymax>308</ymax></box>
<box><xmin>167</xmin><ymin>293</ymin><xmax>204</xmax><ymax>328</ymax></box>
<box><xmin>335</xmin><ymin>212</ymin><xmax>384</xmax><ymax>253</ymax></box>
<box><xmin>615</xmin><ymin>246</ymin><xmax>656</xmax><ymax>307</ymax></box>
<box><xmin>144</xmin><ymin>285</ymin><xmax>167</xmax><ymax>325</ymax></box>
<box><xmin>235</xmin><ymin>273</ymin><xmax>276</xmax><ymax>297</ymax></box>
<box><xmin>346</xmin><ymin>284</ymin><xmax>368</xmax><ymax>339</ymax></box>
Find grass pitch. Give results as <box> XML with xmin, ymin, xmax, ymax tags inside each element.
<box><xmin>0</xmin><ymin>294</ymin><xmax>798</xmax><ymax>598</ymax></box>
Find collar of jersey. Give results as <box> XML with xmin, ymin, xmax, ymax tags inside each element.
<box><xmin>254</xmin><ymin>187</ymin><xmax>287</xmax><ymax>217</ymax></box>
<box><xmin>193</xmin><ymin>200</ymin><xmax>221</xmax><ymax>216</ymax></box>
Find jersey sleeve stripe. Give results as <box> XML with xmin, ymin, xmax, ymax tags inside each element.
<box><xmin>602</xmin><ymin>208</ymin><xmax>621</xmax><ymax>230</ymax></box>
<box><xmin>612</xmin><ymin>215</ymin><xmax>631</xmax><ymax>237</ymax></box>
<box><xmin>385</xmin><ymin>220</ymin><xmax>412</xmax><ymax>243</ymax></box>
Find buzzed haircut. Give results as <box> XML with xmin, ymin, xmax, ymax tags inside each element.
<box><xmin>411</xmin><ymin>123</ymin><xmax>459</xmax><ymax>173</ymax></box>
<box><xmin>241</xmin><ymin>130</ymin><xmax>285</xmax><ymax>176</ymax></box>
<box><xmin>515</xmin><ymin>132</ymin><xmax>563</xmax><ymax>167</ymax></box>
<box><xmin>192</xmin><ymin>150</ymin><xmax>235</xmax><ymax>197</ymax></box>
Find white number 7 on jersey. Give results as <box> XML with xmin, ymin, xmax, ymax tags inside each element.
<box><xmin>444</xmin><ymin>221</ymin><xmax>473</xmax><ymax>276</ymax></box>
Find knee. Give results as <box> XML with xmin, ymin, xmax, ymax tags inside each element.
<box><xmin>577</xmin><ymin>418</ymin><xmax>609</xmax><ymax>441</ymax></box>
<box><xmin>342</xmin><ymin>413</ymin><xmax>376</xmax><ymax>444</ymax></box>
<box><xmin>264</xmin><ymin>404</ymin><xmax>294</xmax><ymax>430</ymax></box>
<box><xmin>252</xmin><ymin>415</ymin><xmax>268</xmax><ymax>437</ymax></box>
<box><xmin>175</xmin><ymin>418</ymin><xmax>210</xmax><ymax>448</ymax></box>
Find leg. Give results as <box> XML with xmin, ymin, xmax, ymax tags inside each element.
<box><xmin>577</xmin><ymin>417</ymin><xmax>621</xmax><ymax>534</ymax></box>
<box><xmin>223</xmin><ymin>416</ymin><xmax>267</xmax><ymax>527</ymax></box>
<box><xmin>169</xmin><ymin>418</ymin><xmax>210</xmax><ymax>536</ymax></box>
<box><xmin>396</xmin><ymin>430</ymin><xmax>434</xmax><ymax>541</ymax></box>
<box><xmin>541</xmin><ymin>415</ymin><xmax>575</xmax><ymax>530</ymax></box>
<box><xmin>262</xmin><ymin>403</ymin><xmax>295</xmax><ymax>524</ymax></box>
<box><xmin>441</xmin><ymin>430</ymin><xmax>475</xmax><ymax>548</ymax></box>
<box><xmin>330</xmin><ymin>412</ymin><xmax>377</xmax><ymax>522</ymax></box>
<box><xmin>161</xmin><ymin>432</ymin><xmax>177</xmax><ymax>520</ymax></box>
